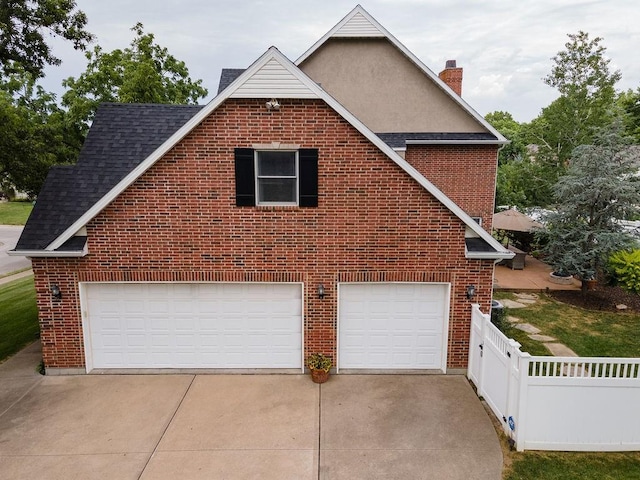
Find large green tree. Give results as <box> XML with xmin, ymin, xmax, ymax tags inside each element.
<box><xmin>62</xmin><ymin>23</ymin><xmax>208</xmax><ymax>133</ymax></box>
<box><xmin>533</xmin><ymin>31</ymin><xmax>621</xmax><ymax>164</ymax></box>
<box><xmin>0</xmin><ymin>69</ymin><xmax>82</xmax><ymax>197</ymax></box>
<box><xmin>539</xmin><ymin>121</ymin><xmax>640</xmax><ymax>295</ymax></box>
<box><xmin>0</xmin><ymin>0</ymin><xmax>93</xmax><ymax>78</ymax></box>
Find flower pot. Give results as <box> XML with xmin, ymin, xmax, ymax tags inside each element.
<box><xmin>583</xmin><ymin>279</ymin><xmax>597</xmax><ymax>290</ymax></box>
<box><xmin>310</xmin><ymin>368</ymin><xmax>330</xmax><ymax>384</ymax></box>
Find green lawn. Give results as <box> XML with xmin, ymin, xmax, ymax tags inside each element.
<box><xmin>0</xmin><ymin>276</ymin><xmax>39</xmax><ymax>362</ymax></box>
<box><xmin>505</xmin><ymin>451</ymin><xmax>640</xmax><ymax>480</ymax></box>
<box><xmin>0</xmin><ymin>200</ymin><xmax>33</xmax><ymax>225</ymax></box>
<box><xmin>493</xmin><ymin>291</ymin><xmax>640</xmax><ymax>357</ymax></box>
<box><xmin>492</xmin><ymin>291</ymin><xmax>640</xmax><ymax>478</ymax></box>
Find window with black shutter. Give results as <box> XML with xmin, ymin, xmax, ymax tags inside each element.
<box><xmin>234</xmin><ymin>148</ymin><xmax>318</xmax><ymax>207</ymax></box>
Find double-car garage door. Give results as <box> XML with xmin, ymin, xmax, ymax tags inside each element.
<box><xmin>83</xmin><ymin>283</ymin><xmax>303</xmax><ymax>370</ymax></box>
<box><xmin>82</xmin><ymin>282</ymin><xmax>449</xmax><ymax>372</ymax></box>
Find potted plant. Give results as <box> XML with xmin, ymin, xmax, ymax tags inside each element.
<box><xmin>307</xmin><ymin>353</ymin><xmax>332</xmax><ymax>384</ymax></box>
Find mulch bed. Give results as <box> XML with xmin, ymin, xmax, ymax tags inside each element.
<box><xmin>549</xmin><ymin>284</ymin><xmax>640</xmax><ymax>312</ymax></box>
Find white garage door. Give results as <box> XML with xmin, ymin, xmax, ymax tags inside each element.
<box><xmin>338</xmin><ymin>283</ymin><xmax>449</xmax><ymax>371</ymax></box>
<box><xmin>82</xmin><ymin>283</ymin><xmax>302</xmax><ymax>371</ymax></box>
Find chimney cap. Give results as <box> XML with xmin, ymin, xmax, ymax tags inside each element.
<box><xmin>445</xmin><ymin>59</ymin><xmax>457</xmax><ymax>69</ymax></box>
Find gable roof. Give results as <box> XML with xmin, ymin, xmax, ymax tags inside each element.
<box><xmin>296</xmin><ymin>5</ymin><xmax>507</xmax><ymax>144</ymax></box>
<box><xmin>15</xmin><ymin>103</ymin><xmax>203</xmax><ymax>252</ymax></box>
<box><xmin>12</xmin><ymin>47</ymin><xmax>510</xmax><ymax>260</ymax></box>
<box><xmin>218</xmin><ymin>68</ymin><xmax>246</xmax><ymax>94</ymax></box>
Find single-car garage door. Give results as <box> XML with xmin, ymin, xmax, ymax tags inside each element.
<box><xmin>82</xmin><ymin>283</ymin><xmax>303</xmax><ymax>371</ymax></box>
<box><xmin>338</xmin><ymin>283</ymin><xmax>449</xmax><ymax>371</ymax></box>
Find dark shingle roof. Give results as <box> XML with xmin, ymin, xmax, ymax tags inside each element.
<box><xmin>217</xmin><ymin>69</ymin><xmax>245</xmax><ymax>94</ymax></box>
<box><xmin>16</xmin><ymin>103</ymin><xmax>203</xmax><ymax>251</ymax></box>
<box><xmin>376</xmin><ymin>132</ymin><xmax>499</xmax><ymax>149</ymax></box>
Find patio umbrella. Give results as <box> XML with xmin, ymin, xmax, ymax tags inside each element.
<box><xmin>493</xmin><ymin>209</ymin><xmax>543</xmax><ymax>232</ymax></box>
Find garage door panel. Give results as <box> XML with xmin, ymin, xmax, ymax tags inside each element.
<box><xmin>84</xmin><ymin>283</ymin><xmax>302</xmax><ymax>370</ymax></box>
<box><xmin>339</xmin><ymin>283</ymin><xmax>448</xmax><ymax>370</ymax></box>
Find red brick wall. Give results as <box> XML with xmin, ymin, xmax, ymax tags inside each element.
<box><xmin>33</xmin><ymin>99</ymin><xmax>495</xmax><ymax>370</ymax></box>
<box><xmin>404</xmin><ymin>144</ymin><xmax>498</xmax><ymax>230</ymax></box>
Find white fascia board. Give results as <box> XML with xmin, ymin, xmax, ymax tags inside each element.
<box><xmin>295</xmin><ymin>5</ymin><xmax>507</xmax><ymax>144</ymax></box>
<box><xmin>45</xmin><ymin>47</ymin><xmax>314</xmax><ymax>251</ymax></box>
<box><xmin>406</xmin><ymin>139</ymin><xmax>509</xmax><ymax>146</ymax></box>
<box><xmin>9</xmin><ymin>249</ymin><xmax>87</xmax><ymax>258</ymax></box>
<box><xmin>466</xmin><ymin>250</ymin><xmax>515</xmax><ymax>260</ymax></box>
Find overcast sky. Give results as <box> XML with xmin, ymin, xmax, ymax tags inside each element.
<box><xmin>41</xmin><ymin>0</ymin><xmax>640</xmax><ymax>123</ymax></box>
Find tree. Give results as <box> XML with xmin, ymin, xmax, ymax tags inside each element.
<box><xmin>515</xmin><ymin>32</ymin><xmax>623</xmax><ymax>209</ymax></box>
<box><xmin>539</xmin><ymin>121</ymin><xmax>640</xmax><ymax>295</ymax></box>
<box><xmin>617</xmin><ymin>87</ymin><xmax>640</xmax><ymax>143</ymax></box>
<box><xmin>0</xmin><ymin>69</ymin><xmax>82</xmax><ymax>197</ymax></box>
<box><xmin>62</xmin><ymin>23</ymin><xmax>208</xmax><ymax>133</ymax></box>
<box><xmin>0</xmin><ymin>0</ymin><xmax>93</xmax><ymax>78</ymax></box>
<box><xmin>485</xmin><ymin>111</ymin><xmax>527</xmax><ymax>166</ymax></box>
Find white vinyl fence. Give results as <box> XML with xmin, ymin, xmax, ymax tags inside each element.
<box><xmin>468</xmin><ymin>304</ymin><xmax>640</xmax><ymax>451</ymax></box>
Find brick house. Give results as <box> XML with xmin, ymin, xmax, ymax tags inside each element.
<box><xmin>11</xmin><ymin>6</ymin><xmax>511</xmax><ymax>374</ymax></box>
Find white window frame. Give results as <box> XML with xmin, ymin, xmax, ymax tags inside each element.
<box><xmin>255</xmin><ymin>150</ymin><xmax>299</xmax><ymax>206</ymax></box>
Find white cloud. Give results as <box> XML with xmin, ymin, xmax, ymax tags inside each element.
<box><xmin>38</xmin><ymin>0</ymin><xmax>640</xmax><ymax>122</ymax></box>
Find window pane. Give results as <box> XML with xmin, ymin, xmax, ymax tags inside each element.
<box><xmin>258</xmin><ymin>151</ymin><xmax>296</xmax><ymax>176</ymax></box>
<box><xmin>258</xmin><ymin>178</ymin><xmax>297</xmax><ymax>203</ymax></box>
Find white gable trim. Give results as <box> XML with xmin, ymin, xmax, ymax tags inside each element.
<box><xmin>45</xmin><ymin>46</ymin><xmax>509</xmax><ymax>259</ymax></box>
<box><xmin>230</xmin><ymin>58</ymin><xmax>318</xmax><ymax>99</ymax></box>
<box><xmin>296</xmin><ymin>5</ymin><xmax>507</xmax><ymax>144</ymax></box>
<box><xmin>333</xmin><ymin>11</ymin><xmax>385</xmax><ymax>37</ymax></box>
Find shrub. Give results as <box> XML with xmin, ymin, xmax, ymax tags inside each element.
<box><xmin>609</xmin><ymin>249</ymin><xmax>640</xmax><ymax>293</ymax></box>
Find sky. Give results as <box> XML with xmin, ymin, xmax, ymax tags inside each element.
<box><xmin>41</xmin><ymin>0</ymin><xmax>640</xmax><ymax>123</ymax></box>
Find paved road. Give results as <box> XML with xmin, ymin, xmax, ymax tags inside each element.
<box><xmin>0</xmin><ymin>226</ymin><xmax>31</xmax><ymax>275</ymax></box>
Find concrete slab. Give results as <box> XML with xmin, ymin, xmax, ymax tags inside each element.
<box><xmin>528</xmin><ymin>334</ymin><xmax>556</xmax><ymax>342</ymax></box>
<box><xmin>494</xmin><ymin>255</ymin><xmax>580</xmax><ymax>292</ymax></box>
<box><xmin>501</xmin><ymin>299</ymin><xmax>527</xmax><ymax>309</ymax></box>
<box><xmin>545</xmin><ymin>343</ymin><xmax>579</xmax><ymax>357</ymax></box>
<box><xmin>141</xmin><ymin>450</ymin><xmax>316</xmax><ymax>480</ymax></box>
<box><xmin>507</xmin><ymin>316</ymin><xmax>521</xmax><ymax>324</ymax></box>
<box><xmin>0</xmin><ymin>375</ymin><xmax>193</xmax><ymax>480</ymax></box>
<box><xmin>0</xmin><ymin>453</ymin><xmax>148</xmax><ymax>480</ymax></box>
<box><xmin>152</xmin><ymin>375</ymin><xmax>318</xmax><ymax>479</ymax></box>
<box><xmin>0</xmin><ymin>341</ymin><xmax>43</xmax><ymax>417</ymax></box>
<box><xmin>0</xmin><ymin>361</ymin><xmax>503</xmax><ymax>479</ymax></box>
<box><xmin>514</xmin><ymin>293</ymin><xmax>539</xmax><ymax>301</ymax></box>
<box><xmin>320</xmin><ymin>375</ymin><xmax>502</xmax><ymax>480</ymax></box>
<box><xmin>158</xmin><ymin>375</ymin><xmax>318</xmax><ymax>451</ymax></box>
<box><xmin>515</xmin><ymin>323</ymin><xmax>541</xmax><ymax>334</ymax></box>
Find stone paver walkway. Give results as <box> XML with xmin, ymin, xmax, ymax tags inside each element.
<box><xmin>505</xmin><ymin>292</ymin><xmax>578</xmax><ymax>357</ymax></box>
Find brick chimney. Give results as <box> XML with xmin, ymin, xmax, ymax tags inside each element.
<box><xmin>438</xmin><ymin>60</ymin><xmax>463</xmax><ymax>96</ymax></box>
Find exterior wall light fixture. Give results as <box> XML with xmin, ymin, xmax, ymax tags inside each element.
<box><xmin>318</xmin><ymin>284</ymin><xmax>325</xmax><ymax>299</ymax></box>
<box><xmin>466</xmin><ymin>285</ymin><xmax>476</xmax><ymax>300</ymax></box>
<box><xmin>265</xmin><ymin>98</ymin><xmax>281</xmax><ymax>111</ymax></box>
<box><xmin>51</xmin><ymin>284</ymin><xmax>62</xmax><ymax>300</ymax></box>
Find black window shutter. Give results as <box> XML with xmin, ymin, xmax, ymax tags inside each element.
<box><xmin>234</xmin><ymin>148</ymin><xmax>255</xmax><ymax>206</ymax></box>
<box><xmin>299</xmin><ymin>149</ymin><xmax>318</xmax><ymax>207</ymax></box>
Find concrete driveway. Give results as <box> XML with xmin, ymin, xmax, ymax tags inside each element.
<box><xmin>0</xmin><ymin>343</ymin><xmax>503</xmax><ymax>480</ymax></box>
<box><xmin>0</xmin><ymin>225</ymin><xmax>31</xmax><ymax>275</ymax></box>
